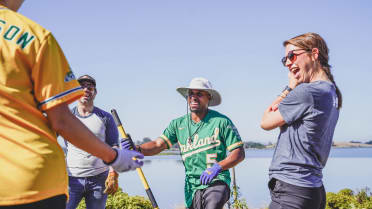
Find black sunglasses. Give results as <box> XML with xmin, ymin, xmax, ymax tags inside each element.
<box><xmin>281</xmin><ymin>49</ymin><xmax>311</xmax><ymax>66</ymax></box>
<box><xmin>79</xmin><ymin>83</ymin><xmax>95</xmax><ymax>91</ymax></box>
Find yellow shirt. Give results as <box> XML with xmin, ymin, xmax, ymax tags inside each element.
<box><xmin>0</xmin><ymin>5</ymin><xmax>83</xmax><ymax>205</ymax></box>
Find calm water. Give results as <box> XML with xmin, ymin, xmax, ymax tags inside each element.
<box><xmin>119</xmin><ymin>148</ymin><xmax>372</xmax><ymax>209</ymax></box>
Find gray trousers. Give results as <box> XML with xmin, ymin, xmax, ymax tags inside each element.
<box><xmin>268</xmin><ymin>178</ymin><xmax>326</xmax><ymax>209</ymax></box>
<box><xmin>189</xmin><ymin>181</ymin><xmax>230</xmax><ymax>209</ymax></box>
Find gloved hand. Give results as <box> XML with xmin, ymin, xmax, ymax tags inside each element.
<box><xmin>200</xmin><ymin>163</ymin><xmax>222</xmax><ymax>185</ymax></box>
<box><xmin>121</xmin><ymin>135</ymin><xmax>135</xmax><ymax>150</ymax></box>
<box><xmin>104</xmin><ymin>171</ymin><xmax>119</xmax><ymax>195</ymax></box>
<box><xmin>106</xmin><ymin>148</ymin><xmax>143</xmax><ymax>172</ymax></box>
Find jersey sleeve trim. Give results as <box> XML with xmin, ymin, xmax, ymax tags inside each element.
<box><xmin>227</xmin><ymin>141</ymin><xmax>244</xmax><ymax>151</ymax></box>
<box><xmin>160</xmin><ymin>134</ymin><xmax>172</xmax><ymax>149</ymax></box>
<box><xmin>38</xmin><ymin>87</ymin><xmax>83</xmax><ymax>110</ymax></box>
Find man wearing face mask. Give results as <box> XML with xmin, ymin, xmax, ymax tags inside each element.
<box><xmin>261</xmin><ymin>33</ymin><xmax>342</xmax><ymax>209</ymax></box>
<box><xmin>64</xmin><ymin>75</ymin><xmax>120</xmax><ymax>209</ymax></box>
<box><xmin>122</xmin><ymin>77</ymin><xmax>245</xmax><ymax>209</ymax></box>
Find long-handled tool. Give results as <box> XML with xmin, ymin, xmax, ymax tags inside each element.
<box><xmin>231</xmin><ymin>167</ymin><xmax>238</xmax><ymax>205</ymax></box>
<box><xmin>111</xmin><ymin>109</ymin><xmax>159</xmax><ymax>209</ymax></box>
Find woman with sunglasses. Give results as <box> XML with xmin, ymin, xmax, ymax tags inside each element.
<box><xmin>261</xmin><ymin>32</ymin><xmax>342</xmax><ymax>209</ymax></box>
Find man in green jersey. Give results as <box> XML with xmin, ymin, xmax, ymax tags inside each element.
<box><xmin>122</xmin><ymin>77</ymin><xmax>245</xmax><ymax>209</ymax></box>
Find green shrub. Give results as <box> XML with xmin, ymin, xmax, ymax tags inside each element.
<box><xmin>326</xmin><ymin>188</ymin><xmax>372</xmax><ymax>209</ymax></box>
<box><xmin>229</xmin><ymin>185</ymin><xmax>250</xmax><ymax>209</ymax></box>
<box><xmin>338</xmin><ymin>188</ymin><xmax>354</xmax><ymax>196</ymax></box>
<box><xmin>76</xmin><ymin>188</ymin><xmax>152</xmax><ymax>209</ymax></box>
<box><xmin>356</xmin><ymin>188</ymin><xmax>370</xmax><ymax>204</ymax></box>
<box><xmin>74</xmin><ymin>187</ymin><xmax>372</xmax><ymax>209</ymax></box>
<box><xmin>326</xmin><ymin>192</ymin><xmax>355</xmax><ymax>209</ymax></box>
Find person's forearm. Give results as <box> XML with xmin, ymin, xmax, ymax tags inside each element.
<box><xmin>262</xmin><ymin>94</ymin><xmax>284</xmax><ymax>119</ymax></box>
<box><xmin>58</xmin><ymin>116</ymin><xmax>116</xmax><ymax>163</ymax></box>
<box><xmin>267</xmin><ymin>85</ymin><xmax>293</xmax><ymax>113</ymax></box>
<box><xmin>261</xmin><ymin>93</ymin><xmax>286</xmax><ymax>130</ymax></box>
<box><xmin>46</xmin><ymin>104</ymin><xmax>116</xmax><ymax>164</ymax></box>
<box><xmin>270</xmin><ymin>96</ymin><xmax>284</xmax><ymax>110</ymax></box>
<box><xmin>110</xmin><ymin>146</ymin><xmax>119</xmax><ymax>172</ymax></box>
<box><xmin>218</xmin><ymin>147</ymin><xmax>245</xmax><ymax>170</ymax></box>
<box><xmin>138</xmin><ymin>138</ymin><xmax>167</xmax><ymax>156</ymax></box>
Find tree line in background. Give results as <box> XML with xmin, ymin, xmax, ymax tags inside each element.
<box><xmin>134</xmin><ymin>137</ymin><xmax>372</xmax><ymax>150</ymax></box>
<box><xmin>351</xmin><ymin>140</ymin><xmax>372</xmax><ymax>145</ymax></box>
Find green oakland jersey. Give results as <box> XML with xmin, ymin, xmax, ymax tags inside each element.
<box><xmin>160</xmin><ymin>109</ymin><xmax>243</xmax><ymax>207</ymax></box>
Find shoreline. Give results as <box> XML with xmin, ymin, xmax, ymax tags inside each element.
<box><xmin>157</xmin><ymin>143</ymin><xmax>372</xmax><ymax>155</ymax></box>
<box><xmin>332</xmin><ymin>142</ymin><xmax>372</xmax><ymax>148</ymax></box>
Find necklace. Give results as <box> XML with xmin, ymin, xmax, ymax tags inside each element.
<box><xmin>187</xmin><ymin>118</ymin><xmax>204</xmax><ymax>145</ymax></box>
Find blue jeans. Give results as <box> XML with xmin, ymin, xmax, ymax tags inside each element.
<box><xmin>66</xmin><ymin>171</ymin><xmax>108</xmax><ymax>209</ymax></box>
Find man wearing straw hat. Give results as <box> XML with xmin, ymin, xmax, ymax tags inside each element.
<box><xmin>122</xmin><ymin>77</ymin><xmax>245</xmax><ymax>209</ymax></box>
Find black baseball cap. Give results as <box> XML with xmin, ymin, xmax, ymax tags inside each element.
<box><xmin>77</xmin><ymin>75</ymin><xmax>96</xmax><ymax>87</ymax></box>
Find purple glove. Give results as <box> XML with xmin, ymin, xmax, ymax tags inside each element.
<box><xmin>120</xmin><ymin>135</ymin><xmax>135</xmax><ymax>150</ymax></box>
<box><xmin>200</xmin><ymin>163</ymin><xmax>222</xmax><ymax>185</ymax></box>
<box><xmin>107</xmin><ymin>148</ymin><xmax>144</xmax><ymax>172</ymax></box>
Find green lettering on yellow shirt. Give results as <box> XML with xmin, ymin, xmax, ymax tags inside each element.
<box><xmin>0</xmin><ymin>19</ymin><xmax>35</xmax><ymax>49</ymax></box>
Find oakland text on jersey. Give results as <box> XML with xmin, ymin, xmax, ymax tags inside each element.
<box><xmin>0</xmin><ymin>19</ymin><xmax>35</xmax><ymax>49</ymax></box>
<box><xmin>180</xmin><ymin>128</ymin><xmax>221</xmax><ymax>160</ymax></box>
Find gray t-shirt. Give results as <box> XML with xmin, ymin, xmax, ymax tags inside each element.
<box><xmin>65</xmin><ymin>106</ymin><xmax>118</xmax><ymax>177</ymax></box>
<box><xmin>269</xmin><ymin>81</ymin><xmax>339</xmax><ymax>187</ymax></box>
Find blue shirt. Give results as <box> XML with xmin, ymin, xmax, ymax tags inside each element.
<box><xmin>270</xmin><ymin>81</ymin><xmax>339</xmax><ymax>187</ymax></box>
<box><xmin>65</xmin><ymin>106</ymin><xmax>118</xmax><ymax>177</ymax></box>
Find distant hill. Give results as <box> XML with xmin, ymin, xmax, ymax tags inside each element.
<box><xmin>243</xmin><ymin>141</ymin><xmax>266</xmax><ymax>149</ymax></box>
<box><xmin>332</xmin><ymin>141</ymin><xmax>372</xmax><ymax>148</ymax></box>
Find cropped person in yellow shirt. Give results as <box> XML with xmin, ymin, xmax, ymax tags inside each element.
<box><xmin>0</xmin><ymin>1</ymin><xmax>143</xmax><ymax>208</ymax></box>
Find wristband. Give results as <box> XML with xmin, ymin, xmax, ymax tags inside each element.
<box><xmin>136</xmin><ymin>145</ymin><xmax>142</xmax><ymax>153</ymax></box>
<box><xmin>104</xmin><ymin>149</ymin><xmax>118</xmax><ymax>165</ymax></box>
<box><xmin>280</xmin><ymin>86</ymin><xmax>292</xmax><ymax>98</ymax></box>
<box><xmin>282</xmin><ymin>85</ymin><xmax>292</xmax><ymax>92</ymax></box>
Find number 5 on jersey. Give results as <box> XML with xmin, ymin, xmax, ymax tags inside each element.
<box><xmin>206</xmin><ymin>153</ymin><xmax>217</xmax><ymax>168</ymax></box>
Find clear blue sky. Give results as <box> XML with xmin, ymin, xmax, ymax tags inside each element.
<box><xmin>20</xmin><ymin>0</ymin><xmax>372</xmax><ymax>143</ymax></box>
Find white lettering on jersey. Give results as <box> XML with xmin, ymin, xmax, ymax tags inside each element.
<box><xmin>180</xmin><ymin>128</ymin><xmax>221</xmax><ymax>160</ymax></box>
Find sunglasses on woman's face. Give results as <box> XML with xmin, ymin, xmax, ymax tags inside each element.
<box><xmin>281</xmin><ymin>49</ymin><xmax>310</xmax><ymax>66</ymax></box>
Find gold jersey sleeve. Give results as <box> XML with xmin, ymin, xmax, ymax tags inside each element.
<box><xmin>33</xmin><ymin>33</ymin><xmax>83</xmax><ymax>111</ymax></box>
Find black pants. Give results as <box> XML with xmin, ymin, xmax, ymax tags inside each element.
<box><xmin>0</xmin><ymin>195</ymin><xmax>66</xmax><ymax>209</ymax></box>
<box><xmin>268</xmin><ymin>178</ymin><xmax>326</xmax><ymax>209</ymax></box>
<box><xmin>189</xmin><ymin>180</ymin><xmax>230</xmax><ymax>209</ymax></box>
